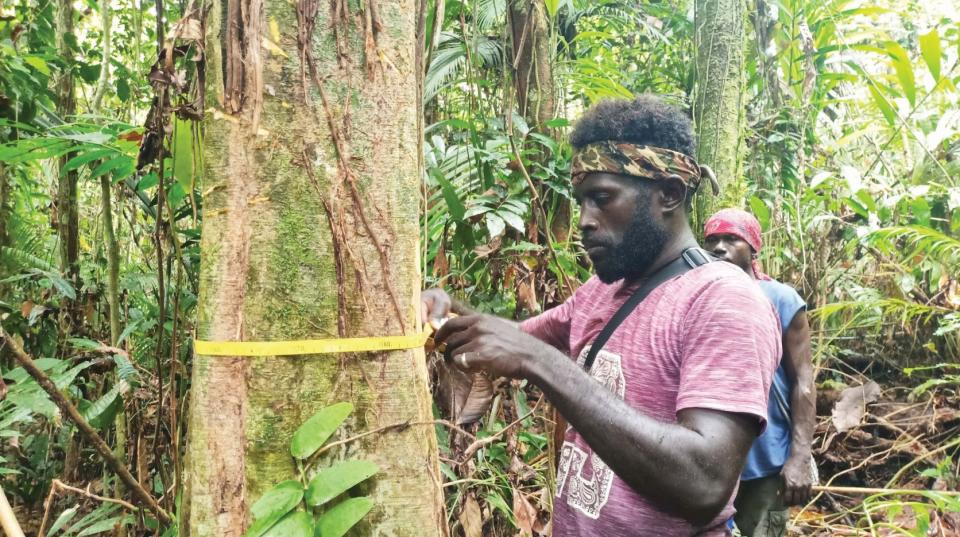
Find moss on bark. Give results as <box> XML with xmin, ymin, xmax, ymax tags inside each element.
<box><xmin>693</xmin><ymin>0</ymin><xmax>747</xmax><ymax>222</ymax></box>
<box><xmin>185</xmin><ymin>0</ymin><xmax>445</xmax><ymax>535</ymax></box>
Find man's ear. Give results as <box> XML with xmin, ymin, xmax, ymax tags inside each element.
<box><xmin>658</xmin><ymin>175</ymin><xmax>688</xmax><ymax>213</ymax></box>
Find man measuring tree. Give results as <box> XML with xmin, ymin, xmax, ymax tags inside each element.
<box><xmin>424</xmin><ymin>95</ymin><xmax>782</xmax><ymax>535</ymax></box>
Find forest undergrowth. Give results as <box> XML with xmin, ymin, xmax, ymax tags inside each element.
<box><xmin>1</xmin><ymin>0</ymin><xmax>959</xmax><ymax>535</ymax></box>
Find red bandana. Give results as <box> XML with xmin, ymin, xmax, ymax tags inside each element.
<box><xmin>704</xmin><ymin>208</ymin><xmax>770</xmax><ymax>281</ymax></box>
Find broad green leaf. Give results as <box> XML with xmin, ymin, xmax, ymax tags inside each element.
<box><xmin>23</xmin><ymin>55</ymin><xmax>50</xmax><ymax>76</ymax></box>
<box><xmin>81</xmin><ymin>380</ymin><xmax>127</xmax><ymax>430</ymax></box>
<box><xmin>868</xmin><ymin>85</ymin><xmax>896</xmax><ymax>127</ymax></box>
<box><xmin>245</xmin><ymin>481</ymin><xmax>304</xmax><ymax>537</ymax></box>
<box><xmin>748</xmin><ymin>197</ymin><xmax>770</xmax><ymax>230</ymax></box>
<box><xmin>430</xmin><ymin>169</ymin><xmax>466</xmax><ymax>222</ymax></box>
<box><xmin>885</xmin><ymin>42</ymin><xmax>915</xmax><ymax>105</ymax></box>
<box><xmin>263</xmin><ymin>511</ymin><xmax>313</xmax><ymax>537</ymax></box>
<box><xmin>3</xmin><ymin>358</ymin><xmax>63</xmax><ymax>382</ymax></box>
<box><xmin>77</xmin><ymin>515</ymin><xmax>133</xmax><ymax>536</ymax></box>
<box><xmin>485</xmin><ymin>212</ymin><xmax>505</xmax><ymax>238</ymax></box>
<box><xmin>543</xmin><ymin>0</ymin><xmax>559</xmax><ymax>18</ymax></box>
<box><xmin>314</xmin><ymin>497</ymin><xmax>374</xmax><ymax>537</ymax></box>
<box><xmin>305</xmin><ymin>460</ymin><xmax>379</xmax><ymax>506</ymax></box>
<box><xmin>290</xmin><ymin>402</ymin><xmax>353</xmax><ymax>459</ymax></box>
<box><xmin>117</xmin><ymin>77</ymin><xmax>130</xmax><ymax>102</ymax></box>
<box><xmin>43</xmin><ymin>271</ymin><xmax>76</xmax><ymax>300</ymax></box>
<box><xmin>463</xmin><ymin>205</ymin><xmax>491</xmax><ymax>219</ymax></box>
<box><xmin>46</xmin><ymin>504</ymin><xmax>80</xmax><ymax>535</ymax></box>
<box><xmin>497</xmin><ymin>209</ymin><xmax>525</xmax><ymax>233</ymax></box>
<box><xmin>171</xmin><ymin>118</ymin><xmax>196</xmax><ymax>191</ymax></box>
<box><xmin>89</xmin><ymin>156</ymin><xmax>132</xmax><ymax>180</ymax></box>
<box><xmin>919</xmin><ymin>29</ymin><xmax>942</xmax><ymax>81</ymax></box>
<box><xmin>485</xmin><ymin>491</ymin><xmax>515</xmax><ymax>525</ymax></box>
<box><xmin>63</xmin><ymin>149</ymin><xmax>115</xmax><ymax>172</ymax></box>
<box><xmin>68</xmin><ymin>337</ymin><xmax>103</xmax><ymax>350</ymax></box>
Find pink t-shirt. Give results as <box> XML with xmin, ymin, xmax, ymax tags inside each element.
<box><xmin>521</xmin><ymin>262</ymin><xmax>780</xmax><ymax>536</ymax></box>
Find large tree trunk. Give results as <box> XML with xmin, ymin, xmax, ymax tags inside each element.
<box><xmin>692</xmin><ymin>0</ymin><xmax>747</xmax><ymax>220</ymax></box>
<box><xmin>0</xmin><ymin>162</ymin><xmax>8</xmax><ymax>253</ymax></box>
<box><xmin>183</xmin><ymin>0</ymin><xmax>446</xmax><ymax>535</ymax></box>
<box><xmin>508</xmin><ymin>0</ymin><xmax>555</xmax><ymax>131</ymax></box>
<box><xmin>55</xmin><ymin>0</ymin><xmax>80</xmax><ymax>284</ymax></box>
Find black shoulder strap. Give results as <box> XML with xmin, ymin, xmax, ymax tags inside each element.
<box><xmin>582</xmin><ymin>247</ymin><xmax>716</xmax><ymax>372</ymax></box>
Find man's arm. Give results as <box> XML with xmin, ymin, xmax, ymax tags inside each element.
<box><xmin>780</xmin><ymin>310</ymin><xmax>816</xmax><ymax>505</ymax></box>
<box><xmin>435</xmin><ymin>314</ymin><xmax>760</xmax><ymax>527</ymax></box>
<box><xmin>529</xmin><ymin>345</ymin><xmax>759</xmax><ymax>526</ymax></box>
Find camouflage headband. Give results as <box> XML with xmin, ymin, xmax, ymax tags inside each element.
<box><xmin>570</xmin><ymin>140</ymin><xmax>719</xmax><ymax>195</ymax></box>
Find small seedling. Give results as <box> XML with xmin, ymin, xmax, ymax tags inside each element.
<box><xmin>244</xmin><ymin>402</ymin><xmax>379</xmax><ymax>537</ymax></box>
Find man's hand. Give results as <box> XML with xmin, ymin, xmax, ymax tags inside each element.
<box><xmin>433</xmin><ymin>314</ymin><xmax>544</xmax><ymax>379</ymax></box>
<box><xmin>421</xmin><ymin>288</ymin><xmax>453</xmax><ymax>326</ymax></box>
<box><xmin>781</xmin><ymin>452</ymin><xmax>813</xmax><ymax>505</ymax></box>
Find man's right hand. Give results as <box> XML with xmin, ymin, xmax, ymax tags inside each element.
<box><xmin>421</xmin><ymin>288</ymin><xmax>454</xmax><ymax>327</ymax></box>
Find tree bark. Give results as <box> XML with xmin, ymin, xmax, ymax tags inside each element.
<box><xmin>692</xmin><ymin>0</ymin><xmax>747</xmax><ymax>219</ymax></box>
<box><xmin>100</xmin><ymin>176</ymin><xmax>121</xmax><ymax>344</ymax></box>
<box><xmin>183</xmin><ymin>0</ymin><xmax>446</xmax><ymax>535</ymax></box>
<box><xmin>55</xmin><ymin>0</ymin><xmax>80</xmax><ymax>287</ymax></box>
<box><xmin>508</xmin><ymin>0</ymin><xmax>555</xmax><ymax>130</ymax></box>
<box><xmin>91</xmin><ymin>0</ymin><xmax>113</xmax><ymax>112</ymax></box>
<box><xmin>0</xmin><ymin>162</ymin><xmax>9</xmax><ymax>252</ymax></box>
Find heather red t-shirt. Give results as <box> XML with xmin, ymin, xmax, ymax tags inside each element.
<box><xmin>521</xmin><ymin>261</ymin><xmax>781</xmax><ymax>536</ymax></box>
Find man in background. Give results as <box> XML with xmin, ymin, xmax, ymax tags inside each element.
<box><xmin>704</xmin><ymin>209</ymin><xmax>817</xmax><ymax>537</ymax></box>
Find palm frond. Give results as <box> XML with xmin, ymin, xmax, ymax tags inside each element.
<box><xmin>864</xmin><ymin>225</ymin><xmax>960</xmax><ymax>267</ymax></box>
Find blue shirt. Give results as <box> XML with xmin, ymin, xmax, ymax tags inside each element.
<box><xmin>741</xmin><ymin>279</ymin><xmax>806</xmax><ymax>481</ymax></box>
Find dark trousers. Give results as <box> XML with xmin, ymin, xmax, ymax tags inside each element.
<box><xmin>733</xmin><ymin>474</ymin><xmax>788</xmax><ymax>537</ymax></box>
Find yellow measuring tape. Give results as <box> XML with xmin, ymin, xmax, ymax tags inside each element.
<box><xmin>194</xmin><ymin>330</ymin><xmax>433</xmax><ymax>357</ymax></box>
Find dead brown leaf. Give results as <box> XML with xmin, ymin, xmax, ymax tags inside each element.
<box><xmin>512</xmin><ymin>487</ymin><xmax>538</xmax><ymax>536</ymax></box>
<box><xmin>831</xmin><ymin>381</ymin><xmax>881</xmax><ymax>432</ymax></box>
<box><xmin>517</xmin><ymin>276</ymin><xmax>539</xmax><ymax>314</ymax></box>
<box><xmin>459</xmin><ymin>493</ymin><xmax>484</xmax><ymax>537</ymax></box>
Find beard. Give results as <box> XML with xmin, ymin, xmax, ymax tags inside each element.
<box><xmin>589</xmin><ymin>203</ymin><xmax>669</xmax><ymax>284</ymax></box>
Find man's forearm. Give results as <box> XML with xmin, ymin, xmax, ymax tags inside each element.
<box><xmin>788</xmin><ymin>365</ymin><xmax>816</xmax><ymax>458</ymax></box>
<box><xmin>525</xmin><ymin>349</ymin><xmax>748</xmax><ymax>526</ymax></box>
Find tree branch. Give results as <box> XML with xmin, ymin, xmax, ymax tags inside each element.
<box><xmin>0</xmin><ymin>328</ymin><xmax>172</xmax><ymax>524</ymax></box>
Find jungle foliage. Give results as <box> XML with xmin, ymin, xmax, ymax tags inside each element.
<box><xmin>0</xmin><ymin>0</ymin><xmax>958</xmax><ymax>535</ymax></box>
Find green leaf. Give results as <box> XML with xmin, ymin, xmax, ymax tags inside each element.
<box><xmin>430</xmin><ymin>169</ymin><xmax>466</xmax><ymax>222</ymax></box>
<box><xmin>44</xmin><ymin>271</ymin><xmax>76</xmax><ymax>300</ymax></box>
<box><xmin>77</xmin><ymin>515</ymin><xmax>133</xmax><ymax>536</ymax></box>
<box><xmin>748</xmin><ymin>197</ymin><xmax>770</xmax><ymax>230</ymax></box>
<box><xmin>485</xmin><ymin>212</ymin><xmax>505</xmax><ymax>238</ymax></box>
<box><xmin>497</xmin><ymin>209</ymin><xmax>525</xmax><ymax>233</ymax></box>
<box><xmin>62</xmin><ymin>144</ymin><xmax>111</xmax><ymax>171</ymax></box>
<box><xmin>263</xmin><ymin>511</ymin><xmax>313</xmax><ymax>537</ymax></box>
<box><xmin>885</xmin><ymin>42</ymin><xmax>915</xmax><ymax>105</ymax></box>
<box><xmin>868</xmin><ymin>85</ymin><xmax>896</xmax><ymax>127</ymax></box>
<box><xmin>46</xmin><ymin>505</ymin><xmax>80</xmax><ymax>535</ymax></box>
<box><xmin>171</xmin><ymin>118</ymin><xmax>196</xmax><ymax>191</ymax></box>
<box><xmin>117</xmin><ymin>78</ymin><xmax>130</xmax><ymax>102</ymax></box>
<box><xmin>919</xmin><ymin>29</ymin><xmax>942</xmax><ymax>81</ymax></box>
<box><xmin>23</xmin><ymin>55</ymin><xmax>50</xmax><ymax>76</ymax></box>
<box><xmin>305</xmin><ymin>460</ymin><xmax>379</xmax><ymax>506</ymax></box>
<box><xmin>89</xmin><ymin>156</ymin><xmax>132</xmax><ymax>181</ymax></box>
<box><xmin>290</xmin><ymin>402</ymin><xmax>353</xmax><ymax>459</ymax></box>
<box><xmin>81</xmin><ymin>380</ymin><xmax>127</xmax><ymax>429</ymax></box>
<box><xmin>245</xmin><ymin>481</ymin><xmax>305</xmax><ymax>537</ymax></box>
<box><xmin>543</xmin><ymin>0</ymin><xmax>559</xmax><ymax>18</ymax></box>
<box><xmin>314</xmin><ymin>497</ymin><xmax>374</xmax><ymax>537</ymax></box>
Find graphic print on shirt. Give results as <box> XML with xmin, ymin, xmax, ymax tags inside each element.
<box><xmin>555</xmin><ymin>347</ymin><xmax>625</xmax><ymax>519</ymax></box>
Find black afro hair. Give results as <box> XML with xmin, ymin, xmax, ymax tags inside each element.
<box><xmin>569</xmin><ymin>95</ymin><xmax>697</xmax><ymax>157</ymax></box>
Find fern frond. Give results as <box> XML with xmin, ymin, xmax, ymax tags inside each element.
<box><xmin>864</xmin><ymin>225</ymin><xmax>960</xmax><ymax>267</ymax></box>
